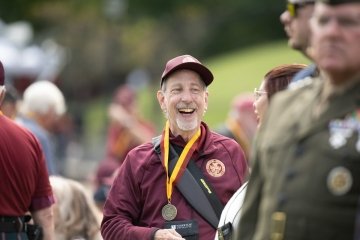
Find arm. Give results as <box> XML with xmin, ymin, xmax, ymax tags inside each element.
<box><xmin>30</xmin><ymin>206</ymin><xmax>54</xmax><ymax>240</ymax></box>
<box><xmin>108</xmin><ymin>103</ymin><xmax>154</xmax><ymax>143</ymax></box>
<box><xmin>101</xmin><ymin>153</ymin><xmax>156</xmax><ymax>239</ymax></box>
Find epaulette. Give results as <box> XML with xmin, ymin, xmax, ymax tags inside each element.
<box><xmin>288</xmin><ymin>77</ymin><xmax>314</xmax><ymax>90</ymax></box>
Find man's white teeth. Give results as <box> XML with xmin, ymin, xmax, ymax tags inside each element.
<box><xmin>179</xmin><ymin>108</ymin><xmax>194</xmax><ymax>113</ymax></box>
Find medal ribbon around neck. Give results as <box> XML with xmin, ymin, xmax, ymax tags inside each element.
<box><xmin>162</xmin><ymin>120</ymin><xmax>201</xmax><ymax>203</ymax></box>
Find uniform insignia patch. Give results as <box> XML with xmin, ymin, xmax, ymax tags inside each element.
<box><xmin>327</xmin><ymin>166</ymin><xmax>353</xmax><ymax>196</ymax></box>
<box><xmin>328</xmin><ymin>110</ymin><xmax>360</xmax><ymax>152</ymax></box>
<box><xmin>206</xmin><ymin>159</ymin><xmax>225</xmax><ymax>177</ymax></box>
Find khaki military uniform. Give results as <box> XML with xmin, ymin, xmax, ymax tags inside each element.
<box><xmin>238</xmin><ymin>76</ymin><xmax>360</xmax><ymax>240</ymax></box>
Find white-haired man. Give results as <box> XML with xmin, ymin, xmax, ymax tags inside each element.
<box><xmin>17</xmin><ymin>80</ymin><xmax>66</xmax><ymax>175</ymax></box>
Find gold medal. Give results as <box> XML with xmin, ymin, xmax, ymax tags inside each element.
<box><xmin>162</xmin><ymin>203</ymin><xmax>177</xmax><ymax>221</ymax></box>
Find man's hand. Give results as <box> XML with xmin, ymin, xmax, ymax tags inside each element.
<box><xmin>154</xmin><ymin>229</ymin><xmax>185</xmax><ymax>240</ymax></box>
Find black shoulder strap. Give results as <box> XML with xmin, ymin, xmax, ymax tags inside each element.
<box><xmin>186</xmin><ymin>159</ymin><xmax>224</xmax><ymax>219</ymax></box>
<box><xmin>152</xmin><ymin>136</ymin><xmax>223</xmax><ymax>229</ymax></box>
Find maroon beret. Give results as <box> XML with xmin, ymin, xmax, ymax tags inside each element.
<box><xmin>161</xmin><ymin>55</ymin><xmax>214</xmax><ymax>87</ymax></box>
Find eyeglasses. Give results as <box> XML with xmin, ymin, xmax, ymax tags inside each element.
<box><xmin>254</xmin><ymin>88</ymin><xmax>267</xmax><ymax>101</ymax></box>
<box><xmin>287</xmin><ymin>1</ymin><xmax>314</xmax><ymax>18</ymax></box>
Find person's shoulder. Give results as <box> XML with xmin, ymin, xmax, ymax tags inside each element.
<box><xmin>211</xmin><ymin>131</ymin><xmax>237</xmax><ymax>143</ymax></box>
<box><xmin>288</xmin><ymin>76</ymin><xmax>317</xmax><ymax>91</ymax></box>
<box><xmin>291</xmin><ymin>63</ymin><xmax>318</xmax><ymax>83</ymax></box>
<box><xmin>257</xmin><ymin>77</ymin><xmax>321</xmax><ymax>145</ymax></box>
<box><xmin>125</xmin><ymin>141</ymin><xmax>158</xmax><ymax>167</ymax></box>
<box><xmin>214</xmin><ymin>124</ymin><xmax>234</xmax><ymax>140</ymax></box>
<box><xmin>1</xmin><ymin>115</ymin><xmax>43</xmax><ymax>152</ymax></box>
<box><xmin>210</xmin><ymin>131</ymin><xmax>241</xmax><ymax>151</ymax></box>
<box><xmin>127</xmin><ymin>141</ymin><xmax>154</xmax><ymax>156</ymax></box>
<box><xmin>271</xmin><ymin>76</ymin><xmax>319</xmax><ymax>108</ymax></box>
<box><xmin>2</xmin><ymin>116</ymin><xmax>38</xmax><ymax>141</ymax></box>
<box><xmin>17</xmin><ymin>116</ymin><xmax>48</xmax><ymax>139</ymax></box>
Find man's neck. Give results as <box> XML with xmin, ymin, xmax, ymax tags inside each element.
<box><xmin>179</xmin><ymin>132</ymin><xmax>196</xmax><ymax>142</ymax></box>
<box><xmin>171</xmin><ymin>129</ymin><xmax>199</xmax><ymax>143</ymax></box>
<box><xmin>325</xmin><ymin>71</ymin><xmax>360</xmax><ymax>87</ymax></box>
<box><xmin>321</xmin><ymin>71</ymin><xmax>360</xmax><ymax>97</ymax></box>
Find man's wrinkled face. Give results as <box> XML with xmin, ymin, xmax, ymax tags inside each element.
<box><xmin>311</xmin><ymin>3</ymin><xmax>360</xmax><ymax>82</ymax></box>
<box><xmin>157</xmin><ymin>69</ymin><xmax>208</xmax><ymax>136</ymax></box>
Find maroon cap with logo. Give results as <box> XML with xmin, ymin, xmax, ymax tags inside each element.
<box><xmin>161</xmin><ymin>54</ymin><xmax>214</xmax><ymax>87</ymax></box>
<box><xmin>0</xmin><ymin>61</ymin><xmax>4</xmax><ymax>86</ymax></box>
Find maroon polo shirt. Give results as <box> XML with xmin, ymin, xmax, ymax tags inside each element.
<box><xmin>0</xmin><ymin>113</ymin><xmax>54</xmax><ymax>215</ymax></box>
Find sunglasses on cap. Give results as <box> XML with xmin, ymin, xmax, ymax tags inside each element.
<box><xmin>287</xmin><ymin>1</ymin><xmax>315</xmax><ymax>17</ymax></box>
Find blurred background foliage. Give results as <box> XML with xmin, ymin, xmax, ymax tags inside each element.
<box><xmin>1</xmin><ymin>0</ymin><xmax>286</xmax><ymax>96</ymax></box>
<box><xmin>0</xmin><ymin>0</ymin><xmax>309</xmax><ymax>163</ymax></box>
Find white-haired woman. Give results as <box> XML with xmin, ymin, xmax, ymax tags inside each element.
<box><xmin>50</xmin><ymin>176</ymin><xmax>102</xmax><ymax>240</ymax></box>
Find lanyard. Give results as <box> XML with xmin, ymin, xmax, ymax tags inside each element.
<box><xmin>162</xmin><ymin>120</ymin><xmax>201</xmax><ymax>203</ymax></box>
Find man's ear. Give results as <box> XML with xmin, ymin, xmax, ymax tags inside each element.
<box><xmin>157</xmin><ymin>90</ymin><xmax>165</xmax><ymax>111</ymax></box>
<box><xmin>204</xmin><ymin>90</ymin><xmax>209</xmax><ymax>110</ymax></box>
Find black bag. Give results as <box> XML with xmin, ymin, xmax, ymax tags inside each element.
<box><xmin>26</xmin><ymin>224</ymin><xmax>43</xmax><ymax>240</ymax></box>
<box><xmin>164</xmin><ymin>220</ymin><xmax>198</xmax><ymax>240</ymax></box>
<box><xmin>24</xmin><ymin>216</ymin><xmax>43</xmax><ymax>240</ymax></box>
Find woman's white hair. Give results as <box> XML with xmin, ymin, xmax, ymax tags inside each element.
<box><xmin>50</xmin><ymin>176</ymin><xmax>103</xmax><ymax>240</ymax></box>
<box><xmin>20</xmin><ymin>80</ymin><xmax>66</xmax><ymax>116</ymax></box>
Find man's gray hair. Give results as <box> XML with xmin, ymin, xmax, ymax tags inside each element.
<box><xmin>20</xmin><ymin>80</ymin><xmax>66</xmax><ymax>116</ymax></box>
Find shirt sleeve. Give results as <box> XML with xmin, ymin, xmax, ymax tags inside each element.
<box><xmin>101</xmin><ymin>153</ymin><xmax>156</xmax><ymax>240</ymax></box>
<box><xmin>30</xmin><ymin>136</ymin><xmax>55</xmax><ymax>211</ymax></box>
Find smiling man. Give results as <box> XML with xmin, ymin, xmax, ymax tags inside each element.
<box><xmin>101</xmin><ymin>55</ymin><xmax>249</xmax><ymax>240</ymax></box>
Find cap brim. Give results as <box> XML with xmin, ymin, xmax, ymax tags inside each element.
<box><xmin>161</xmin><ymin>62</ymin><xmax>213</xmax><ymax>86</ymax></box>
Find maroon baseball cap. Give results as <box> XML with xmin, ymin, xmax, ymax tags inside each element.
<box><xmin>0</xmin><ymin>61</ymin><xmax>4</xmax><ymax>86</ymax></box>
<box><xmin>161</xmin><ymin>55</ymin><xmax>214</xmax><ymax>87</ymax></box>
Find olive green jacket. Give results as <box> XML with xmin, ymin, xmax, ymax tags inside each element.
<box><xmin>238</xmin><ymin>77</ymin><xmax>360</xmax><ymax>240</ymax></box>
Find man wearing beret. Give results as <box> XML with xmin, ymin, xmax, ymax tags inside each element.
<box><xmin>0</xmin><ymin>61</ymin><xmax>55</xmax><ymax>240</ymax></box>
<box><xmin>101</xmin><ymin>54</ymin><xmax>249</xmax><ymax>240</ymax></box>
<box><xmin>237</xmin><ymin>0</ymin><xmax>360</xmax><ymax>239</ymax></box>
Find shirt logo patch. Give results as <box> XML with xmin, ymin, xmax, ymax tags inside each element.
<box><xmin>327</xmin><ymin>166</ymin><xmax>353</xmax><ymax>196</ymax></box>
<box><xmin>206</xmin><ymin>159</ymin><xmax>225</xmax><ymax>177</ymax></box>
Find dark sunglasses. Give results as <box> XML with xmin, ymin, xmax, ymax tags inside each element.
<box><xmin>287</xmin><ymin>1</ymin><xmax>314</xmax><ymax>17</ymax></box>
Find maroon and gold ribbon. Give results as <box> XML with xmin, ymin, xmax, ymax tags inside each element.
<box><xmin>161</xmin><ymin>120</ymin><xmax>201</xmax><ymax>203</ymax></box>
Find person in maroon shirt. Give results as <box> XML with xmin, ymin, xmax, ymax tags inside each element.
<box><xmin>94</xmin><ymin>84</ymin><xmax>155</xmax><ymax>209</ymax></box>
<box><xmin>0</xmin><ymin>61</ymin><xmax>55</xmax><ymax>240</ymax></box>
<box><xmin>101</xmin><ymin>55</ymin><xmax>249</xmax><ymax>240</ymax></box>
